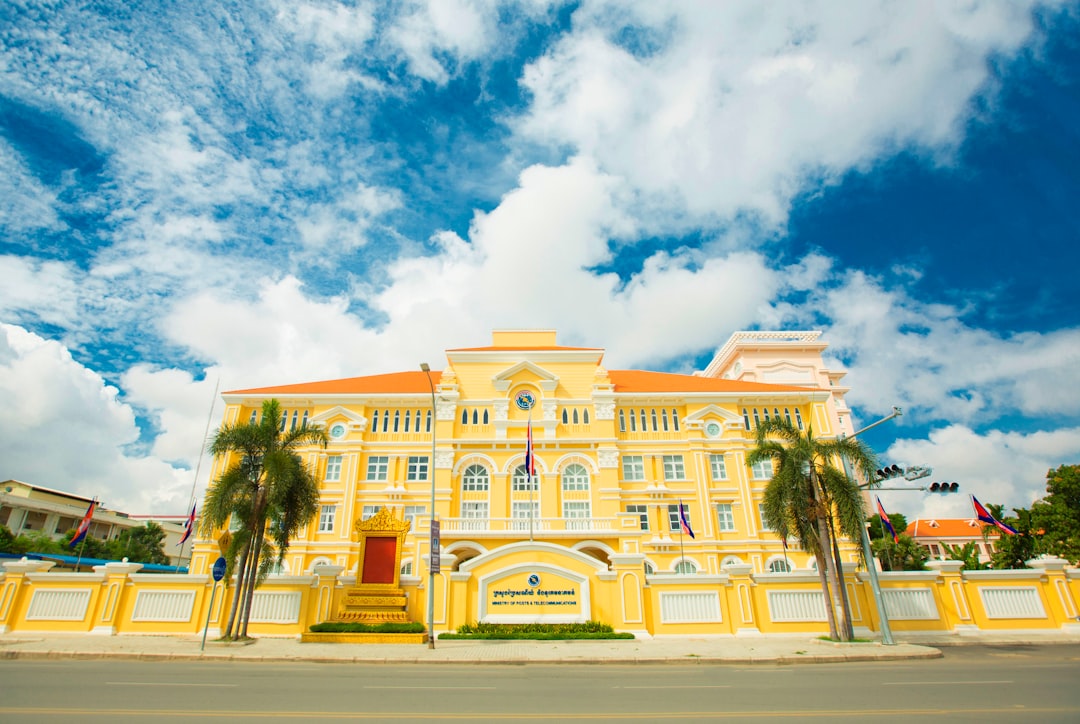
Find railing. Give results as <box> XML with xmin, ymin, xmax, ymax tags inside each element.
<box><xmin>439</xmin><ymin>517</ymin><xmax>619</xmax><ymax>534</ymax></box>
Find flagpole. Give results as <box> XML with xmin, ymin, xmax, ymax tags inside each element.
<box><xmin>73</xmin><ymin>497</ymin><xmax>96</xmax><ymax>572</ymax></box>
<box><xmin>177</xmin><ymin>378</ymin><xmax>219</xmax><ymax>573</ymax></box>
<box><xmin>528</xmin><ymin>410</ymin><xmax>534</xmax><ymax>543</ymax></box>
<box><xmin>678</xmin><ymin>501</ymin><xmax>685</xmax><ymax>571</ymax></box>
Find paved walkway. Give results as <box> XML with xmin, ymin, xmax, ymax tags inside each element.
<box><xmin>2</xmin><ymin>631</ymin><xmax>1076</xmax><ymax>665</ymax></box>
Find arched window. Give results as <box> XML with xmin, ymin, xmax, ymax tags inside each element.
<box><xmin>742</xmin><ymin>408</ymin><xmax>750</xmax><ymax>430</ymax></box>
<box><xmin>650</xmin><ymin>409</ymin><xmax>658</xmax><ymax>431</ymax></box>
<box><xmin>794</xmin><ymin>408</ymin><xmax>804</xmax><ymax>430</ymax></box>
<box><xmin>639</xmin><ymin>409</ymin><xmax>647</xmax><ymax>431</ymax></box>
<box><xmin>426</xmin><ymin>410</ymin><xmax>432</xmax><ymax>432</ymax></box>
<box><xmin>752</xmin><ymin>408</ymin><xmax>761</xmax><ymax>428</ymax></box>
<box><xmin>483</xmin><ymin>409</ymin><xmax>489</xmax><ymax>425</ymax></box>
<box><xmin>371</xmin><ymin>410</ymin><xmax>379</xmax><ymax>432</ymax></box>
<box><xmin>762</xmin><ymin>407</ymin><xmax>770</xmax><ymax>422</ymax></box>
<box><xmin>767</xmin><ymin>557</ymin><xmax>792</xmax><ymax>573</ymax></box>
<box><xmin>462</xmin><ymin>464</ymin><xmax>489</xmax><ymax>491</ymax></box>
<box><xmin>671</xmin><ymin>409</ymin><xmax>680</xmax><ymax>431</ymax></box>
<box><xmin>290</xmin><ymin>410</ymin><xmax>298</xmax><ymax>430</ymax></box>
<box><xmin>722</xmin><ymin>555</ymin><xmax>743</xmax><ymax>568</ymax></box>
<box><xmin>629</xmin><ymin>409</ymin><xmax>637</xmax><ymax>432</ymax></box>
<box><xmin>562</xmin><ymin>409</ymin><xmax>569</xmax><ymax>424</ymax></box>
<box><xmin>279</xmin><ymin>411</ymin><xmax>288</xmax><ymax>431</ymax></box>
<box><xmin>249</xmin><ymin>410</ymin><xmax>258</xmax><ymax>424</ymax></box>
<box><xmin>301</xmin><ymin>410</ymin><xmax>309</xmax><ymax>428</ymax></box>
<box><xmin>573</xmin><ymin>408</ymin><xmax>579</xmax><ymax>424</ymax></box>
<box><xmin>404</xmin><ymin>410</ymin><xmax>411</xmax><ymax>432</ymax></box>
<box><xmin>512</xmin><ymin>464</ymin><xmax>536</xmax><ymax>491</ymax></box>
<box><xmin>661</xmin><ymin>409</ymin><xmax>669</xmax><ymax>431</ymax></box>
<box><xmin>393</xmin><ymin>410</ymin><xmax>400</xmax><ymax>432</ymax></box>
<box><xmin>382</xmin><ymin>410</ymin><xmax>390</xmax><ymax>432</ymax></box>
<box><xmin>619</xmin><ymin>409</ymin><xmax>626</xmax><ymax>432</ymax></box>
<box><xmin>561</xmin><ymin>463</ymin><xmax>589</xmax><ymax>491</ymax></box>
<box><xmin>784</xmin><ymin>408</ymin><xmax>792</xmax><ymax>425</ymax></box>
<box><xmin>643</xmin><ymin>561</ymin><xmax>655</xmax><ymax>575</ymax></box>
<box><xmin>583</xmin><ymin>409</ymin><xmax>589</xmax><ymax>424</ymax></box>
<box><xmin>461</xmin><ymin>408</ymin><xmax>468</xmax><ymax>425</ymax></box>
<box><xmin>674</xmin><ymin>559</ymin><xmax>696</xmax><ymax>575</ymax></box>
<box><xmin>472</xmin><ymin>409</ymin><xmax>478</xmax><ymax>425</ymax></box>
<box><xmin>400</xmin><ymin>561</ymin><xmax>413</xmax><ymax>576</ymax></box>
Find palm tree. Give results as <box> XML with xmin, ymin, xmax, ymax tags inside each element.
<box><xmin>747</xmin><ymin>417</ymin><xmax>876</xmax><ymax>642</ymax></box>
<box><xmin>200</xmin><ymin>399</ymin><xmax>327</xmax><ymax>639</ymax></box>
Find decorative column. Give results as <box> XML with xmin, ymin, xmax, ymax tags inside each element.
<box><xmin>926</xmin><ymin>560</ymin><xmax>972</xmax><ymax>634</ymax></box>
<box><xmin>1026</xmin><ymin>556</ymin><xmax>1080</xmax><ymax>631</ymax></box>
<box><xmin>723</xmin><ymin>563</ymin><xmax>760</xmax><ymax>636</ymax></box>
<box><xmin>1</xmin><ymin>558</ymin><xmax>55</xmax><ymax>633</ymax></box>
<box><xmin>91</xmin><ymin>560</ymin><xmax>144</xmax><ymax>635</ymax></box>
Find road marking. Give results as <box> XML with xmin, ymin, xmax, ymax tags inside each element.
<box><xmin>366</xmin><ymin>686</ymin><xmax>497</xmax><ymax>690</ymax></box>
<box><xmin>881</xmin><ymin>680</ymin><xmax>1013</xmax><ymax>686</ymax></box>
<box><xmin>613</xmin><ymin>685</ymin><xmax>732</xmax><ymax>689</ymax></box>
<box><xmin>107</xmin><ymin>682</ymin><xmax>238</xmax><ymax>688</ymax></box>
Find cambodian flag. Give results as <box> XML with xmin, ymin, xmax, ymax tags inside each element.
<box><xmin>875</xmin><ymin>497</ymin><xmax>898</xmax><ymax>543</ymax></box>
<box><xmin>178</xmin><ymin>503</ymin><xmax>196</xmax><ymax>546</ymax></box>
<box><xmin>524</xmin><ymin>419</ymin><xmax>535</xmax><ymax>477</ymax></box>
<box><xmin>678</xmin><ymin>501</ymin><xmax>695</xmax><ymax>539</ymax></box>
<box><xmin>972</xmin><ymin>495</ymin><xmax>1018</xmax><ymax>535</ymax></box>
<box><xmin>69</xmin><ymin>498</ymin><xmax>97</xmax><ymax>548</ymax></box>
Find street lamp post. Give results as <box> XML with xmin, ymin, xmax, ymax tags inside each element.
<box><xmin>420</xmin><ymin>363</ymin><xmax>437</xmax><ymax>649</ymax></box>
<box><xmin>842</xmin><ymin>406</ymin><xmax>902</xmax><ymax>646</ymax></box>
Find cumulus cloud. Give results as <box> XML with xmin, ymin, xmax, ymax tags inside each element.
<box><xmin>518</xmin><ymin>0</ymin><xmax>1046</xmax><ymax>226</ymax></box>
<box><xmin>879</xmin><ymin>424</ymin><xmax>1080</xmax><ymax>519</ymax></box>
<box><xmin>0</xmin><ymin>324</ymin><xmax>191</xmax><ymax>513</ymax></box>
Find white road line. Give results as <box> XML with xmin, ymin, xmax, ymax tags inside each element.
<box><xmin>107</xmin><ymin>682</ymin><xmax>238</xmax><ymax>688</ymax></box>
<box><xmin>881</xmin><ymin>680</ymin><xmax>1013</xmax><ymax>686</ymax></box>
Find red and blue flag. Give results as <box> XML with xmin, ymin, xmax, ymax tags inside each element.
<box><xmin>972</xmin><ymin>496</ymin><xmax>1017</xmax><ymax>535</ymax></box>
<box><xmin>678</xmin><ymin>501</ymin><xmax>695</xmax><ymax>539</ymax></box>
<box><xmin>69</xmin><ymin>498</ymin><xmax>97</xmax><ymax>548</ymax></box>
<box><xmin>178</xmin><ymin>503</ymin><xmax>196</xmax><ymax>546</ymax></box>
<box><xmin>524</xmin><ymin>419</ymin><xmax>535</xmax><ymax>478</ymax></box>
<box><xmin>875</xmin><ymin>497</ymin><xmax>898</xmax><ymax>543</ymax></box>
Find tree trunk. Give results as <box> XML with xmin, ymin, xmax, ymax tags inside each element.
<box><xmin>239</xmin><ymin>511</ymin><xmax>268</xmax><ymax>639</ymax></box>
<box><xmin>812</xmin><ymin>548</ymin><xmax>839</xmax><ymax>640</ymax></box>
<box><xmin>810</xmin><ymin>469</ymin><xmax>848</xmax><ymax>641</ymax></box>
<box><xmin>828</xmin><ymin>513</ymin><xmax>855</xmax><ymax>641</ymax></box>
<box><xmin>807</xmin><ymin>470</ymin><xmax>839</xmax><ymax>640</ymax></box>
<box><xmin>223</xmin><ymin>531</ymin><xmax>252</xmax><ymax>640</ymax></box>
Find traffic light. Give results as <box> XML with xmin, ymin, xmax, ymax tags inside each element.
<box><xmin>928</xmin><ymin>481</ymin><xmax>959</xmax><ymax>493</ymax></box>
<box><xmin>875</xmin><ymin>464</ymin><xmax>903</xmax><ymax>480</ymax></box>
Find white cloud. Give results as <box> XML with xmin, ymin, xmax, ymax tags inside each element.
<box><xmin>518</xmin><ymin>0</ymin><xmax>1046</xmax><ymax>225</ymax></box>
<box><xmin>0</xmin><ymin>256</ymin><xmax>82</xmax><ymax>329</ymax></box>
<box><xmin>878</xmin><ymin>424</ymin><xmax>1080</xmax><ymax>521</ymax></box>
<box><xmin>0</xmin><ymin>324</ymin><xmax>191</xmax><ymax>513</ymax></box>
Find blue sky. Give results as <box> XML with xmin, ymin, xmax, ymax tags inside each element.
<box><xmin>1</xmin><ymin>1</ymin><xmax>1078</xmax><ymax>520</ymax></box>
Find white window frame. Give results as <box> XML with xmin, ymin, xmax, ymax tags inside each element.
<box><xmin>511</xmin><ymin>464</ymin><xmax>536</xmax><ymax>491</ymax></box>
<box><xmin>325</xmin><ymin>455</ymin><xmax>343</xmax><ymax>482</ymax></box>
<box><xmin>404</xmin><ymin>505</ymin><xmax>426</xmax><ymax>531</ymax></box>
<box><xmin>366</xmin><ymin>456</ymin><xmax>389</xmax><ymax>481</ymax></box>
<box><xmin>662</xmin><ymin>455</ymin><xmax>685</xmax><ymax>481</ymax></box>
<box><xmin>361</xmin><ymin>505</ymin><xmax>379</xmax><ymax>521</ymax></box>
<box><xmin>751</xmin><ymin>459</ymin><xmax>774</xmax><ymax>479</ymax></box>
<box><xmin>462</xmin><ymin>464</ymin><xmax>489</xmax><ymax>491</ymax></box>
<box><xmin>406</xmin><ymin>455</ymin><xmax>429</xmax><ymax>482</ymax></box>
<box><xmin>622</xmin><ymin>455</ymin><xmax>645</xmax><ymax>481</ymax></box>
<box><xmin>758</xmin><ymin>503</ymin><xmax>773</xmax><ymax>531</ymax></box>
<box><xmin>561</xmin><ymin>463</ymin><xmax>590</xmax><ymax>491</ymax></box>
<box><xmin>709</xmin><ymin>453</ymin><xmax>727</xmax><ymax>481</ymax></box>
<box><xmin>318</xmin><ymin>504</ymin><xmax>336</xmax><ymax>533</ymax></box>
<box><xmin>511</xmin><ymin>501</ymin><xmax>539</xmax><ymax>530</ymax></box>
<box><xmin>626</xmin><ymin>504</ymin><xmax>649</xmax><ymax>531</ymax></box>
<box><xmin>461</xmin><ymin>501</ymin><xmax>489</xmax><ymax>530</ymax></box>
<box><xmin>563</xmin><ymin>501</ymin><xmax>591</xmax><ymax>531</ymax></box>
<box><xmin>716</xmin><ymin>503</ymin><xmax>735</xmax><ymax>532</ymax></box>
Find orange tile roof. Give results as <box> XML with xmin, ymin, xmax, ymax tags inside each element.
<box><xmin>225</xmin><ymin>368</ymin><xmax>815</xmax><ymax>397</ymax></box>
<box><xmin>448</xmin><ymin>345</ymin><xmax>602</xmax><ymax>352</ymax></box>
<box><xmin>607</xmin><ymin>370</ymin><xmax>814</xmax><ymax>394</ymax></box>
<box><xmin>226</xmin><ymin>371</ymin><xmax>442</xmax><ymax>396</ymax></box>
<box><xmin>905</xmin><ymin>519</ymin><xmax>989</xmax><ymax>538</ymax></box>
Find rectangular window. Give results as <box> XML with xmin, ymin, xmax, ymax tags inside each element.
<box><xmin>758</xmin><ymin>503</ymin><xmax>772</xmax><ymax>531</ymax></box>
<box><xmin>622</xmin><ymin>455</ymin><xmax>645</xmax><ymax>481</ymax></box>
<box><xmin>709</xmin><ymin>454</ymin><xmax>727</xmax><ymax>481</ymax></box>
<box><xmin>325</xmin><ymin>455</ymin><xmax>342</xmax><ymax>482</ymax></box>
<box><xmin>751</xmin><ymin>459</ymin><xmax>774</xmax><ymax>479</ymax></box>
<box><xmin>366</xmin><ymin>456</ymin><xmax>389</xmax><ymax>481</ymax></box>
<box><xmin>626</xmin><ymin>504</ymin><xmax>649</xmax><ymax>531</ymax></box>
<box><xmin>406</xmin><ymin>455</ymin><xmax>429</xmax><ymax>482</ymax></box>
<box><xmin>511</xmin><ymin>501</ymin><xmax>539</xmax><ymax>530</ymax></box>
<box><xmin>563</xmin><ymin>501</ymin><xmax>591</xmax><ymax>531</ymax></box>
<box><xmin>716</xmin><ymin>503</ymin><xmax>735</xmax><ymax>532</ymax></box>
<box><xmin>667</xmin><ymin>504</ymin><xmax>682</xmax><ymax>532</ymax></box>
<box><xmin>662</xmin><ymin>455</ymin><xmax>685</xmax><ymax>481</ymax></box>
<box><xmin>461</xmin><ymin>502</ymin><xmax>489</xmax><ymax>531</ymax></box>
<box><xmin>404</xmin><ymin>505</ymin><xmax>426</xmax><ymax>532</ymax></box>
<box><xmin>361</xmin><ymin>505</ymin><xmax>379</xmax><ymax>521</ymax></box>
<box><xmin>318</xmin><ymin>505</ymin><xmax>336</xmax><ymax>533</ymax></box>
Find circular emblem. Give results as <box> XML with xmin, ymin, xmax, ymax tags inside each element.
<box><xmin>527</xmin><ymin>573</ymin><xmax>541</xmax><ymax>587</ymax></box>
<box><xmin>705</xmin><ymin>421</ymin><xmax>721</xmax><ymax>438</ymax></box>
<box><xmin>514</xmin><ymin>390</ymin><xmax>536</xmax><ymax>411</ymax></box>
<box><xmin>329</xmin><ymin>423</ymin><xmax>347</xmax><ymax>439</ymax></box>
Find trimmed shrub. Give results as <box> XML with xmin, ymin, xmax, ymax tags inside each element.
<box><xmin>308</xmin><ymin>622</ymin><xmax>426</xmax><ymax>634</ymax></box>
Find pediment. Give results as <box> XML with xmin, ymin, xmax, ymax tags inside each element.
<box><xmin>683</xmin><ymin>405</ymin><xmax>743</xmax><ymax>424</ymax></box>
<box><xmin>310</xmin><ymin>406</ymin><xmax>367</xmax><ymax>427</ymax></box>
<box><xmin>492</xmin><ymin>360</ymin><xmax>559</xmax><ymax>392</ymax></box>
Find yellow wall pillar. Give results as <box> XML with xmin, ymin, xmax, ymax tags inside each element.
<box><xmin>607</xmin><ymin>554</ymin><xmax>647</xmax><ymax>636</ymax></box>
<box><xmin>311</xmin><ymin>564</ymin><xmax>345</xmax><ymax>625</ymax></box>
<box><xmin>723</xmin><ymin>563</ymin><xmax>761</xmax><ymax>636</ymax></box>
<box><xmin>1026</xmin><ymin>557</ymin><xmax>1080</xmax><ymax>631</ymax></box>
<box><xmin>926</xmin><ymin>560</ymin><xmax>973</xmax><ymax>633</ymax></box>
<box><xmin>1</xmin><ymin>558</ymin><xmax>54</xmax><ymax>632</ymax></box>
<box><xmin>91</xmin><ymin>561</ymin><xmax>143</xmax><ymax>635</ymax></box>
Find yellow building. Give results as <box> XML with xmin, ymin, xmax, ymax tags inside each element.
<box><xmin>189</xmin><ymin>329</ymin><xmax>863</xmax><ymax>633</ymax></box>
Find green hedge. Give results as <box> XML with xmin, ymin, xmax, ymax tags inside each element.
<box><xmin>308</xmin><ymin>622</ymin><xmax>426</xmax><ymax>634</ymax></box>
<box><xmin>439</xmin><ymin>621</ymin><xmax>635</xmax><ymax>640</ymax></box>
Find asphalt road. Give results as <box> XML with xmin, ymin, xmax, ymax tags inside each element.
<box><xmin>1</xmin><ymin>643</ymin><xmax>1077</xmax><ymax>722</ymax></box>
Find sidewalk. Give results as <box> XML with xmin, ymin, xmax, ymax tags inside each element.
<box><xmin>0</xmin><ymin>633</ymin><xmax>937</xmax><ymax>665</ymax></box>
<box><xmin>3</xmin><ymin>631</ymin><xmax>1077</xmax><ymax>665</ymax></box>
